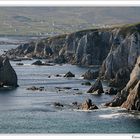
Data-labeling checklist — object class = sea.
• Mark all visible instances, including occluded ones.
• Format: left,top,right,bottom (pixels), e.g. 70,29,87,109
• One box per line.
0,36,139,133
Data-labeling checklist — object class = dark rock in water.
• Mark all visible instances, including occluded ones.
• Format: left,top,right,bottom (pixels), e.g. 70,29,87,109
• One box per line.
63,87,72,90
11,57,32,62
72,102,78,106
87,79,104,94
55,74,61,77
81,99,98,110
12,58,22,61
81,81,91,86
75,92,83,95
32,60,54,66
32,60,43,65
82,70,99,80
105,87,117,95
44,63,54,66
55,87,72,90
27,86,44,91
0,56,18,87
54,102,64,107
73,88,79,90
27,86,39,90
16,63,24,66
64,71,75,77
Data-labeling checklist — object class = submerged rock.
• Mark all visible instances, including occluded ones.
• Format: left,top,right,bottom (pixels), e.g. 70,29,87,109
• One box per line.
72,101,78,106
53,102,64,107
64,71,75,77
16,63,24,66
80,99,98,110
56,87,72,90
81,81,91,86
0,56,18,87
55,74,62,77
32,60,54,66
32,60,43,65
87,79,104,94
27,86,45,91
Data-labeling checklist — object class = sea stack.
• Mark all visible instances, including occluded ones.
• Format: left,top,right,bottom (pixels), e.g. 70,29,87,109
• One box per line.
0,56,18,87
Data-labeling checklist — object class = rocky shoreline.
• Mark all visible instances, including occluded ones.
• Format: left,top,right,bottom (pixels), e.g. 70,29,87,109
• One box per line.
3,23,140,111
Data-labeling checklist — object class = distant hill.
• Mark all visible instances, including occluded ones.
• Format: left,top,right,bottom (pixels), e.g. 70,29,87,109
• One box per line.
0,7,140,36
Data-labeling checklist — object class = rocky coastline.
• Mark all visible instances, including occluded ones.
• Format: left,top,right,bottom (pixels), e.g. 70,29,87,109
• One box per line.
4,23,140,111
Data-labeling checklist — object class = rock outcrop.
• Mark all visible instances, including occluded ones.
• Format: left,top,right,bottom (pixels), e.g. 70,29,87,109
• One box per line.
106,56,140,111
64,71,75,77
32,60,43,65
105,87,117,95
82,69,99,80
87,79,104,94
0,56,18,87
6,34,67,60
80,99,98,110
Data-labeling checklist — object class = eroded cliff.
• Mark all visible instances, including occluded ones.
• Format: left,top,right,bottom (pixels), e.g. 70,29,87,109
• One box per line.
5,23,140,109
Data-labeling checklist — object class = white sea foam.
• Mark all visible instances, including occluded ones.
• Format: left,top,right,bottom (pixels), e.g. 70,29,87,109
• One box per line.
73,109,98,112
99,113,125,119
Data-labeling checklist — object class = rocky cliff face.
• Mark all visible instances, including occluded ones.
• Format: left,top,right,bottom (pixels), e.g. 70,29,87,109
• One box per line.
6,29,113,66
6,24,140,68
6,34,67,60
5,23,140,98
0,56,18,87
61,29,112,66
100,25,140,88
107,56,140,111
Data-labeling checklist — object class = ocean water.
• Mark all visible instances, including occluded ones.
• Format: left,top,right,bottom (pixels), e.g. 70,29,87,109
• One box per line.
0,37,140,133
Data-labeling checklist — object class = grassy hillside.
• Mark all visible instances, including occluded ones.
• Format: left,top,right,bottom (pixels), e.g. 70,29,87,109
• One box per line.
0,7,140,36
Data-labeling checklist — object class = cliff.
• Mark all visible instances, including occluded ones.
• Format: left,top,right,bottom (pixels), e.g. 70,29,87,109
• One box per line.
5,23,140,108
100,24,140,88
107,56,140,111
6,23,140,84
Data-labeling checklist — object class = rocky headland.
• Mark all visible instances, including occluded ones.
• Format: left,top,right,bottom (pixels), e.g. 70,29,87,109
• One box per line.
5,23,140,111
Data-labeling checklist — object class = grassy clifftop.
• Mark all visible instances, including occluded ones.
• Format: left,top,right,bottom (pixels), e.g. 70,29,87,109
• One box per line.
0,7,140,36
